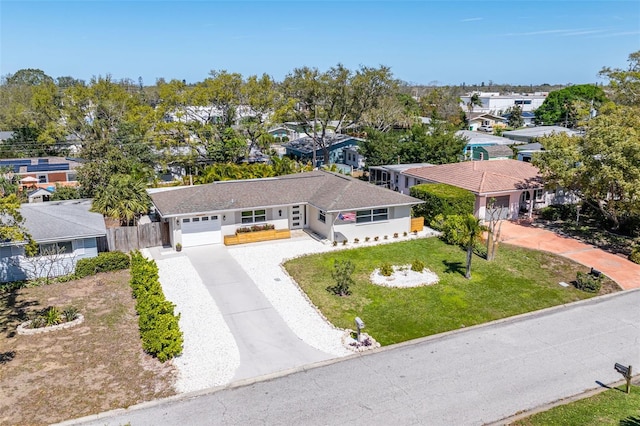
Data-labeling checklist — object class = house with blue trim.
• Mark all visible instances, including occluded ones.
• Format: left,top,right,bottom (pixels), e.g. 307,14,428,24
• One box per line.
282,134,364,167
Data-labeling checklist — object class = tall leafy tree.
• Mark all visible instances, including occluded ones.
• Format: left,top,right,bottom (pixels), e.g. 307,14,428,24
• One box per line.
507,105,524,128
420,87,466,127
533,103,640,233
239,73,280,152
599,50,640,106
0,194,35,254
0,68,65,156
280,64,397,164
534,84,607,127
64,75,159,196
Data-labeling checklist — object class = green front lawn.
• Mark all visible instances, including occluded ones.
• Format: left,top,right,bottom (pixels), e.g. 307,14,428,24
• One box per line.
513,385,640,425
284,238,608,345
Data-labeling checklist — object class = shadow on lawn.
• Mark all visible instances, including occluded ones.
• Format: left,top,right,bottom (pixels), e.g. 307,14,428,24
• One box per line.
442,260,465,276
0,351,15,364
0,288,38,338
620,416,640,426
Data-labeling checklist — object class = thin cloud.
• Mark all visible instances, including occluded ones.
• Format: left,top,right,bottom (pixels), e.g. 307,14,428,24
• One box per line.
561,29,607,36
592,30,640,38
460,17,482,22
503,29,576,36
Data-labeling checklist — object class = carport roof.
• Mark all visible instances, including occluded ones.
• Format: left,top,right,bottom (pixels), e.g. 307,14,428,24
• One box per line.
148,170,422,217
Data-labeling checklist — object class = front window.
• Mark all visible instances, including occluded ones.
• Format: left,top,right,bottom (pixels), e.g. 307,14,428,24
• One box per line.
318,211,326,223
356,208,388,223
38,174,47,183
37,241,73,255
241,209,267,224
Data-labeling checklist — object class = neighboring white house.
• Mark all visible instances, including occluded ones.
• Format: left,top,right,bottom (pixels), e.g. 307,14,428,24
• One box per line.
368,163,434,193
0,200,107,283
148,170,423,248
460,92,548,114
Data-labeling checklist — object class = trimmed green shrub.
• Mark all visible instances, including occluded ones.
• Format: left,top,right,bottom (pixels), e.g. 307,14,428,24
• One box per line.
130,251,183,362
379,262,394,277
629,247,640,264
75,251,130,278
411,259,425,272
575,271,602,293
431,214,468,245
327,259,355,296
539,204,577,221
411,183,475,225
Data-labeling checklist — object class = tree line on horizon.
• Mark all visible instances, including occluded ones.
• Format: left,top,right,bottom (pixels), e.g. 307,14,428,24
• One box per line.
0,51,638,234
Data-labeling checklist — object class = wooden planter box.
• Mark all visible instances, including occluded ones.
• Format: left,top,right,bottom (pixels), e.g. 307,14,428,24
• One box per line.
410,217,424,232
224,229,291,246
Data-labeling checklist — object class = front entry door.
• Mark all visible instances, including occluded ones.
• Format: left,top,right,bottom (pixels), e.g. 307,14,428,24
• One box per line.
289,205,305,229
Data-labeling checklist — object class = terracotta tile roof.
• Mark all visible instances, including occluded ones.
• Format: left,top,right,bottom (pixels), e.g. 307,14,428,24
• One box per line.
149,170,422,217
403,159,542,195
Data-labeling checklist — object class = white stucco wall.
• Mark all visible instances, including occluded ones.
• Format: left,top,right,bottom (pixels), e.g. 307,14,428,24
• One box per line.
0,237,99,283
331,206,412,242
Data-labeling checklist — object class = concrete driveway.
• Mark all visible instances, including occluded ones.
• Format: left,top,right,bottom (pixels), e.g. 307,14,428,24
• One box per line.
184,245,334,381
499,221,640,290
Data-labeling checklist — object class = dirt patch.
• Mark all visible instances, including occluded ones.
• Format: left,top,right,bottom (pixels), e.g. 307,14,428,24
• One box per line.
0,271,176,425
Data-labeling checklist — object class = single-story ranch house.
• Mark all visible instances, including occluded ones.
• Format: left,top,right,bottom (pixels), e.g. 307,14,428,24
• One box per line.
148,170,423,249
0,200,107,283
401,159,568,221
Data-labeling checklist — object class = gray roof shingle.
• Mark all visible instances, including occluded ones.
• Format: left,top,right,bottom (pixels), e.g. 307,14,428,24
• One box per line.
149,170,422,216
20,200,107,242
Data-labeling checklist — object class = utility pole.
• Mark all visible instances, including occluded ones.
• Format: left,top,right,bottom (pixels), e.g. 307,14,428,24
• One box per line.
312,104,317,169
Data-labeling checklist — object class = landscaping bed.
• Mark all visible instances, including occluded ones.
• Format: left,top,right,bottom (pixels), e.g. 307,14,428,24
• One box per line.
284,238,618,346
0,271,176,425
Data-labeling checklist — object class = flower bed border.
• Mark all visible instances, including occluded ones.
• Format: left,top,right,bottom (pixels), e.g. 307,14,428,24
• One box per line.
17,314,85,335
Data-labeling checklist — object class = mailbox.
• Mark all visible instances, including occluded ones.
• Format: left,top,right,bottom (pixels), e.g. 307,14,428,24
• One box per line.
355,317,365,330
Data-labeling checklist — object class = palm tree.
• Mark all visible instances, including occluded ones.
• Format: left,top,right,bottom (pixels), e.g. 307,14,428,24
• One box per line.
462,214,484,280
466,93,482,114
92,174,151,226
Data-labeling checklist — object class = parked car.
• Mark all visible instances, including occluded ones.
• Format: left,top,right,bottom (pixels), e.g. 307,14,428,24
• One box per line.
479,125,493,132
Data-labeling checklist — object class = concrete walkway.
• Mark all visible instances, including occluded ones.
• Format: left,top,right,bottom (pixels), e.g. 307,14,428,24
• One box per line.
499,221,640,290
183,245,334,381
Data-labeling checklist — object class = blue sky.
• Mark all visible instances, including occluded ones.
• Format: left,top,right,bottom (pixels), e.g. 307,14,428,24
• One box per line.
1,1,639,86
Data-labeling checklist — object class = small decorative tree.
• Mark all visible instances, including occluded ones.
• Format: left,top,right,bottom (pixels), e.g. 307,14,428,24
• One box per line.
327,259,355,296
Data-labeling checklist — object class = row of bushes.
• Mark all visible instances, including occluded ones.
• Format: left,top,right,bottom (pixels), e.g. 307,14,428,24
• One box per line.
75,251,130,278
130,251,183,362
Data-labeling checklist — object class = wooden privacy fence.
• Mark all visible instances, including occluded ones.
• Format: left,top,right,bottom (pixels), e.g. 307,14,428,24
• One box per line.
105,222,169,252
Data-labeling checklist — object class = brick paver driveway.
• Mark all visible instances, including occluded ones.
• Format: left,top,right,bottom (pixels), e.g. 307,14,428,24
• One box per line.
499,221,640,290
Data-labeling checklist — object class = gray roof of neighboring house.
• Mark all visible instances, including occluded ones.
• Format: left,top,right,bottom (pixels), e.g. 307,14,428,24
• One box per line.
149,170,422,217
282,134,363,154
456,130,516,146
515,142,544,152
20,199,107,243
481,145,514,157
369,163,433,173
502,126,580,139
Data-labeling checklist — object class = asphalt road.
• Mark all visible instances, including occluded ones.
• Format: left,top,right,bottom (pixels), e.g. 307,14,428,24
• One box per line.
61,290,640,426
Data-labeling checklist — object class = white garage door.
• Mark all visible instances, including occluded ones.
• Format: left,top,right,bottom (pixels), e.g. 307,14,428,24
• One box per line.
181,215,221,247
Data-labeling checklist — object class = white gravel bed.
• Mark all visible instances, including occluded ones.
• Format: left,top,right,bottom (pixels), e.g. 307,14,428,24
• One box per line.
142,251,240,393
370,265,439,288
226,229,438,357
228,239,351,357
